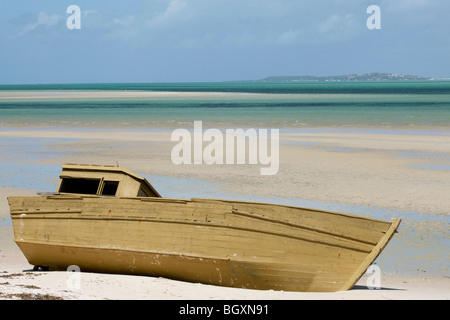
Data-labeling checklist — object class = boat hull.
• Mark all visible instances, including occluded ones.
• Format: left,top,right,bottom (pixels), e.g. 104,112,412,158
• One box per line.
8,195,401,292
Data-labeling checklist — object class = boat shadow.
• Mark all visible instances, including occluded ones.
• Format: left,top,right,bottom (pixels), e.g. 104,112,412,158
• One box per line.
351,285,405,291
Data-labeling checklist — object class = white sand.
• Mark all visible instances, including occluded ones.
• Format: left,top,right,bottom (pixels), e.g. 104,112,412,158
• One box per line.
0,90,301,103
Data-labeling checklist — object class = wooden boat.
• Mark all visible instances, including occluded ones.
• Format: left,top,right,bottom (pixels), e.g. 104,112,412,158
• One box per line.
8,163,401,292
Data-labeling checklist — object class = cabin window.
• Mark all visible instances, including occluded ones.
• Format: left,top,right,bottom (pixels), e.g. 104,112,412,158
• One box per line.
59,178,100,194
101,181,119,196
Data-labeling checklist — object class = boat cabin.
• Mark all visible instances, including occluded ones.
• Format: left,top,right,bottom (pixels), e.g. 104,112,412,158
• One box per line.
56,163,161,198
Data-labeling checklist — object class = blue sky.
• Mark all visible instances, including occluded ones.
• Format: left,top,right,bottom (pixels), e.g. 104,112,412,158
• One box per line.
1,0,449,83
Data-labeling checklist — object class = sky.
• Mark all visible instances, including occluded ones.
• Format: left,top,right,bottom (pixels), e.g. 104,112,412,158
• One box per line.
0,0,449,83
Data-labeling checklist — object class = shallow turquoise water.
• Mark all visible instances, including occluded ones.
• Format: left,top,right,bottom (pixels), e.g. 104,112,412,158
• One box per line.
1,81,449,128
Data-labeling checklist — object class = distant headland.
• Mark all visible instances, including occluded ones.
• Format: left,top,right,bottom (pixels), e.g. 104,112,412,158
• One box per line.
258,73,430,82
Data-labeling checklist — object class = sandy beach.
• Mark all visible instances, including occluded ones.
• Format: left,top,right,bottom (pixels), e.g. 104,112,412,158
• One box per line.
0,90,262,102
1,124,449,300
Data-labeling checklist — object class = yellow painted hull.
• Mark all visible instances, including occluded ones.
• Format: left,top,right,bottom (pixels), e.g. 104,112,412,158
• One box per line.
8,195,400,292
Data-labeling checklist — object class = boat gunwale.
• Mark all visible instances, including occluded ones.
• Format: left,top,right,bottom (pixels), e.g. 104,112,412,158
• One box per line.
191,197,394,226
20,194,394,225
11,193,397,226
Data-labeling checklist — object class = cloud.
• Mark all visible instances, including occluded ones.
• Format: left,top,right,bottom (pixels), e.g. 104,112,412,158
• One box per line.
106,15,141,45
84,10,99,18
98,1,366,48
316,13,359,42
384,0,429,11
13,11,63,38
276,30,301,45
147,0,191,28
114,15,135,27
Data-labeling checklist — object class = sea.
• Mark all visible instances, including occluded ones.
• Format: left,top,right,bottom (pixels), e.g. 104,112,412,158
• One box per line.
1,81,450,129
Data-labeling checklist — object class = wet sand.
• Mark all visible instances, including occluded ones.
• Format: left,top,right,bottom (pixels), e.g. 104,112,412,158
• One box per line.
1,127,448,214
